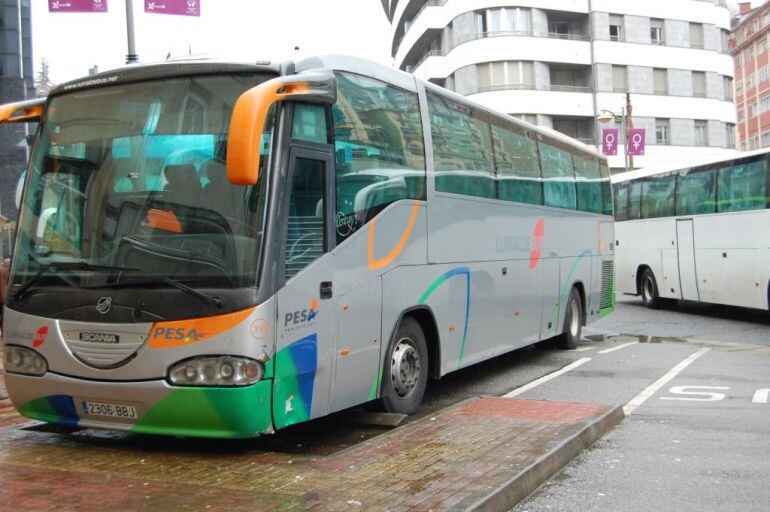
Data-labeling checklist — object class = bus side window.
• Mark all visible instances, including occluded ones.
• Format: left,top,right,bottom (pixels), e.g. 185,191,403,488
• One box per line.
614,183,629,221
492,123,542,205
332,73,426,245
717,160,768,212
629,181,642,220
574,154,602,214
641,175,675,219
676,169,716,215
428,93,496,200
539,142,577,210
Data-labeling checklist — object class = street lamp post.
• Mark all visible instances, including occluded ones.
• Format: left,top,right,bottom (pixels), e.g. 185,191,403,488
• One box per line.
597,93,634,173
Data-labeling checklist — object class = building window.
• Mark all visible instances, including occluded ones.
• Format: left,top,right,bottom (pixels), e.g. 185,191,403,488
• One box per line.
486,7,531,34
745,46,755,63
736,81,744,98
759,39,767,54
612,65,628,92
689,23,704,49
650,18,665,45
655,119,670,145
761,94,770,113
477,61,534,92
749,101,758,118
694,120,708,146
721,29,730,53
738,108,745,122
724,76,734,100
654,68,668,95
750,135,760,150
762,131,770,147
692,71,706,98
746,73,755,91
726,124,736,147
609,14,624,41
760,66,769,83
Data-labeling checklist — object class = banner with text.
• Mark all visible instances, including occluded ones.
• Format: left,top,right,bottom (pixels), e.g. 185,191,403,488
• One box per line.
145,1,200,16
627,128,646,156
49,0,107,13
602,128,618,156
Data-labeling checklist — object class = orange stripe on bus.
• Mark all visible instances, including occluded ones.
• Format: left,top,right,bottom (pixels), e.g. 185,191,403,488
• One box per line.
148,308,255,349
367,201,420,270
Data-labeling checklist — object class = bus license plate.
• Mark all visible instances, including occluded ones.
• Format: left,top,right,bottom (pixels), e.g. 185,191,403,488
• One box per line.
81,400,138,420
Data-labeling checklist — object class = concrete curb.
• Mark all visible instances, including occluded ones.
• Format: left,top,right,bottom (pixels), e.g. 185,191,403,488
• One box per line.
463,403,625,512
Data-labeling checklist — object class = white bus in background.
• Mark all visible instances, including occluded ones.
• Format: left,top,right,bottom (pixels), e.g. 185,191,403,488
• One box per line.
613,149,770,311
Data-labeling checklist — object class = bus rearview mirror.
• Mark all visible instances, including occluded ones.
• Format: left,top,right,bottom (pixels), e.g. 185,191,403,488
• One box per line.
0,97,45,125
226,70,337,185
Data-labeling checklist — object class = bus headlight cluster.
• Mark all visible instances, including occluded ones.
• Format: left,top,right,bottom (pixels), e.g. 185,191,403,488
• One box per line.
168,356,264,387
3,346,48,376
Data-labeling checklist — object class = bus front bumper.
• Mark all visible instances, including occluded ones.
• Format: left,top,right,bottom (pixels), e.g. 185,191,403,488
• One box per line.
5,372,274,439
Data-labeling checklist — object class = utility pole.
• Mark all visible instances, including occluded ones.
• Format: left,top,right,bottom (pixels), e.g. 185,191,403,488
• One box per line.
625,92,634,171
125,0,139,64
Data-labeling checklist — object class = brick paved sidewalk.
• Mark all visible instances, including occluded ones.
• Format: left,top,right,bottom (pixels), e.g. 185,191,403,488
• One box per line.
0,367,620,512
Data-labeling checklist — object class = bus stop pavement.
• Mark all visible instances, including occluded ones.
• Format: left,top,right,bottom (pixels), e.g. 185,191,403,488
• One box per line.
0,358,622,511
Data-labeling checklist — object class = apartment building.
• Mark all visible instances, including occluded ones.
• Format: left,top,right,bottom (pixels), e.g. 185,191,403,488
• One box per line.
731,1,770,151
380,0,737,172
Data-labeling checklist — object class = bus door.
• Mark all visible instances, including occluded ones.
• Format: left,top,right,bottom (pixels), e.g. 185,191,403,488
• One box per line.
676,219,699,301
273,146,337,429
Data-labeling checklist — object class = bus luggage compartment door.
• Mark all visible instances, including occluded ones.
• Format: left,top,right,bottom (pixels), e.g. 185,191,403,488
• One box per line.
676,219,699,301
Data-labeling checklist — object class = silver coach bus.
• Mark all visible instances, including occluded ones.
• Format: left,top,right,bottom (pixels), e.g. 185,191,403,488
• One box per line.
1,56,614,438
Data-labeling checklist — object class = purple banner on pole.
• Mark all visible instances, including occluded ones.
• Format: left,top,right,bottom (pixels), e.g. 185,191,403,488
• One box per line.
627,128,646,156
602,128,618,156
48,0,107,13
145,0,200,16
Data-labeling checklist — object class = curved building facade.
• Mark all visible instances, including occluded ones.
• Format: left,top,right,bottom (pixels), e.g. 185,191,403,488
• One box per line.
381,0,738,172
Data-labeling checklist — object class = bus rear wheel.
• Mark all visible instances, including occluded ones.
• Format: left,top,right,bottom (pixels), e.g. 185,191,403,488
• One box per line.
380,317,428,415
641,269,664,309
556,287,583,349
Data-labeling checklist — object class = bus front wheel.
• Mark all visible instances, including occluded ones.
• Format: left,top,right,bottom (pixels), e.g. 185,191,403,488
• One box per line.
641,269,664,309
380,317,428,415
556,287,583,349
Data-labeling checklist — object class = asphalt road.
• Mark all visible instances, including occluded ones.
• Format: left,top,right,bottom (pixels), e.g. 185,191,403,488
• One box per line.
595,295,770,346
508,298,770,512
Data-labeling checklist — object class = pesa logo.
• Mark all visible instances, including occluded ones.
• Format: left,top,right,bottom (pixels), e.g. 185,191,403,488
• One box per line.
284,299,319,327
79,332,120,344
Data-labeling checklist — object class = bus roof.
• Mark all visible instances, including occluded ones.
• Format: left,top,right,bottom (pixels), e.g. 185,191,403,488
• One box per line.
51,54,605,160
611,148,758,184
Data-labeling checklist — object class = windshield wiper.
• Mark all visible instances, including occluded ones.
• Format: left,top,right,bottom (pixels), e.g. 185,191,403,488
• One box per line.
12,261,140,302
91,277,225,308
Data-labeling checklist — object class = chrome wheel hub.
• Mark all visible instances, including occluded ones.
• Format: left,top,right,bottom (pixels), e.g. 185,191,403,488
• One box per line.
391,337,421,399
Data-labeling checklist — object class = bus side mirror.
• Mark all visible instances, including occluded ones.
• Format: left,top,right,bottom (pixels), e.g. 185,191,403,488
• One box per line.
226,71,336,185
0,97,45,124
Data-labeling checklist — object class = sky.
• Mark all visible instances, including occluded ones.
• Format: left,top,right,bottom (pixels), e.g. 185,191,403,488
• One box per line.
32,0,393,84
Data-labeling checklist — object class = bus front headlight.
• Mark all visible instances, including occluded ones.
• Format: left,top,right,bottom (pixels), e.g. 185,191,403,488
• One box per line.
167,356,264,387
3,346,48,376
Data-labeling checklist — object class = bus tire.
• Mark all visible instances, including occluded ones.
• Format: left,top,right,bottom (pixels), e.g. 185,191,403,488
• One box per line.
380,316,428,415
556,287,583,349
641,268,663,309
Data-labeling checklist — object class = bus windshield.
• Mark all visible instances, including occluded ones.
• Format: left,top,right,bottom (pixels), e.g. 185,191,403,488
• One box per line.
11,73,272,295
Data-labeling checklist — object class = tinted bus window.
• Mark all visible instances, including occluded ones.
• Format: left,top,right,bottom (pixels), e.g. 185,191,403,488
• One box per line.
427,92,496,199
717,159,768,212
492,124,542,205
641,176,676,218
599,160,613,216
574,154,603,214
614,183,629,221
629,181,642,220
292,104,328,144
333,73,426,243
539,142,577,210
676,169,716,215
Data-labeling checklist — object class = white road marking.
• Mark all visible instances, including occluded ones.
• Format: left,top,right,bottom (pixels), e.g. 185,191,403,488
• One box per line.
660,385,728,402
502,358,592,398
575,346,595,352
623,347,711,415
598,341,637,354
752,388,770,404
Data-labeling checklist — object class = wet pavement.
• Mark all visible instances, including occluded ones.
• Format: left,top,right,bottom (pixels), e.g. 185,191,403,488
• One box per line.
0,353,618,512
